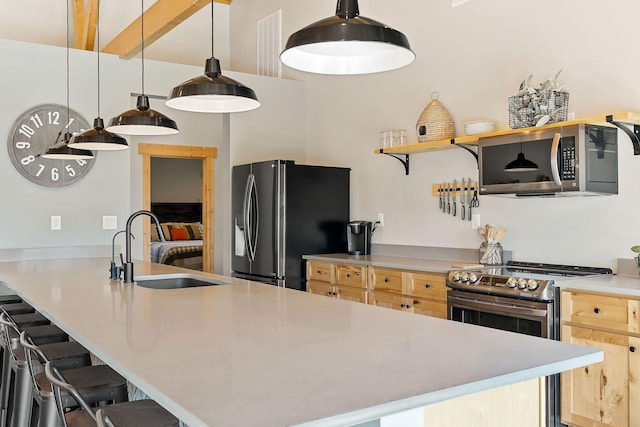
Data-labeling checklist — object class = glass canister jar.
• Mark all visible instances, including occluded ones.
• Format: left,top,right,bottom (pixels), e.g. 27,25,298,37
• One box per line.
479,242,503,265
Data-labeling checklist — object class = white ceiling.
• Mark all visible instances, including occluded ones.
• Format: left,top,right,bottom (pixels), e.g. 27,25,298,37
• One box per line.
0,1,230,67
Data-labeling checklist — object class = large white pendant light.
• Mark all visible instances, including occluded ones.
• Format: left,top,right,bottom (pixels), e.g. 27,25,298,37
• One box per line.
280,0,415,75
107,0,179,135
69,3,128,151
43,0,94,161
165,0,260,113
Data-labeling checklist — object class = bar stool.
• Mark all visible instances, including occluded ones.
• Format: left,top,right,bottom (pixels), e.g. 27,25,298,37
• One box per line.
20,333,131,427
0,312,88,427
45,361,179,427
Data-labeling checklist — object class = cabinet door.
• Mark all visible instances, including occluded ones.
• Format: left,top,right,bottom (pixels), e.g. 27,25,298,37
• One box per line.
408,272,447,301
369,291,407,312
306,262,334,283
336,285,367,304
306,281,336,298
369,268,404,294
409,297,447,319
561,324,633,427
336,264,367,288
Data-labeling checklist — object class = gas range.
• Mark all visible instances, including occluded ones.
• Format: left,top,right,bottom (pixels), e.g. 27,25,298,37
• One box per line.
446,261,613,302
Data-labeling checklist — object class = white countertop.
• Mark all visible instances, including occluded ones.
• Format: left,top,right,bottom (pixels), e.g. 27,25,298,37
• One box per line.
559,273,640,297
0,258,602,427
302,253,482,273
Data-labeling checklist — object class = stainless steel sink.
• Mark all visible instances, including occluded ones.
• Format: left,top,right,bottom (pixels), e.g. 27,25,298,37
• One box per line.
134,273,231,289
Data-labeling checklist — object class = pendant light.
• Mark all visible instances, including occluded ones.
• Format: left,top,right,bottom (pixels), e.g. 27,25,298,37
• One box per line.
43,0,94,160
504,143,539,172
280,0,415,75
165,0,260,113
106,0,178,135
69,3,128,151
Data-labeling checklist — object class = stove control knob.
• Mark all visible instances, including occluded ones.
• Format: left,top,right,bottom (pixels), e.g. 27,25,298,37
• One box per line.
460,272,469,283
527,280,539,291
468,273,478,284
452,272,462,282
517,278,527,289
507,277,518,288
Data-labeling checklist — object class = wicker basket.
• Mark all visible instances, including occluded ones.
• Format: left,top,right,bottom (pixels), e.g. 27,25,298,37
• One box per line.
416,92,455,143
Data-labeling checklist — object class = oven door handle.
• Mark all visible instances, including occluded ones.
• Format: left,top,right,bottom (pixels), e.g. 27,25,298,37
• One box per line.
448,295,549,317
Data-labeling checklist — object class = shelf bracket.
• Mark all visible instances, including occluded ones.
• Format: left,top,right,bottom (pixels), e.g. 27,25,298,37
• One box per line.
606,115,640,155
450,140,479,166
382,152,410,175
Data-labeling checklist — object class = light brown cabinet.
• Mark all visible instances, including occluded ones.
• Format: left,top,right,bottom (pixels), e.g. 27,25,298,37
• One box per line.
306,260,447,319
560,289,640,427
306,261,367,304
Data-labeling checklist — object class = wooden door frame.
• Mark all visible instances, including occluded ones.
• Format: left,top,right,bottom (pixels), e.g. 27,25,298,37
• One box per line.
139,143,217,273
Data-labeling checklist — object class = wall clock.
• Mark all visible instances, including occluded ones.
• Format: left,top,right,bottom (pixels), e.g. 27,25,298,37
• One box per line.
7,104,95,187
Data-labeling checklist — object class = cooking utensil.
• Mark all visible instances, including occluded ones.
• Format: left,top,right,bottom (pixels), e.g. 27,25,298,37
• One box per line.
438,184,443,210
494,227,506,242
452,179,457,217
442,182,447,213
460,178,466,220
447,183,451,214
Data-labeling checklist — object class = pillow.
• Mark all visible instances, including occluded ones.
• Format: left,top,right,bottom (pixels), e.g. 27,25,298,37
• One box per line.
169,228,189,241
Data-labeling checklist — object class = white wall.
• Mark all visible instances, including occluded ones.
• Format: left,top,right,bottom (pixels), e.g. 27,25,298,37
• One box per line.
0,39,307,276
229,0,640,270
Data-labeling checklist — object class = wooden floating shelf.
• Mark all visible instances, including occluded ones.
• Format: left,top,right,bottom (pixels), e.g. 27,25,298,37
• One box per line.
374,112,640,156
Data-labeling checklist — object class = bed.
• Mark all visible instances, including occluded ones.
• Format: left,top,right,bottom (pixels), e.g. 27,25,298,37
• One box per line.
149,202,204,271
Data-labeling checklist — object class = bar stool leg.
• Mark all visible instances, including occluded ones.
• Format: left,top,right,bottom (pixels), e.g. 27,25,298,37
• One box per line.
9,360,33,427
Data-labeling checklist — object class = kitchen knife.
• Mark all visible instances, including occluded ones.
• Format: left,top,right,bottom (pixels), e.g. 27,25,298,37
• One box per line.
452,179,457,217
461,178,466,220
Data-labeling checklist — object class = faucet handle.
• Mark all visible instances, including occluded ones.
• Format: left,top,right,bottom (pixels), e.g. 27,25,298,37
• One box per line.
109,262,122,280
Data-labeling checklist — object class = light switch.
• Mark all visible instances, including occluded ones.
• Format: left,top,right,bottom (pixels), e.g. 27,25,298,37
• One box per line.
103,216,118,230
51,216,61,230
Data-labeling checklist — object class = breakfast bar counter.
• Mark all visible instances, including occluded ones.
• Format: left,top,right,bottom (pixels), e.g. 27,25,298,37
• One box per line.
0,258,601,427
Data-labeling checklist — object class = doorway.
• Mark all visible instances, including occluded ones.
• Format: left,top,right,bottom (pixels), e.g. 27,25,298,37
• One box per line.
139,143,217,273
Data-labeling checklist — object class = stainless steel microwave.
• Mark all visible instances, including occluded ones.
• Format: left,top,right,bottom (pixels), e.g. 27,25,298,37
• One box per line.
478,124,618,196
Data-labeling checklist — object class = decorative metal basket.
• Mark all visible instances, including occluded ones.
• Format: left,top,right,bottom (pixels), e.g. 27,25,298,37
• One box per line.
508,90,569,129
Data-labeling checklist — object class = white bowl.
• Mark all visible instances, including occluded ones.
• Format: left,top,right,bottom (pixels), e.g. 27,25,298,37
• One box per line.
464,120,495,135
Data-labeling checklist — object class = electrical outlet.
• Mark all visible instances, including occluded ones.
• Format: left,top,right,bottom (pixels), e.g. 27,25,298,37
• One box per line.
103,216,118,230
471,213,481,229
377,213,384,227
51,216,61,230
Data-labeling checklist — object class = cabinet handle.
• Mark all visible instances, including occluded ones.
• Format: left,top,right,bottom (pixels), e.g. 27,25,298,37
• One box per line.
317,270,322,275
594,307,601,314
346,273,351,278
424,283,431,289
631,346,636,353
400,304,405,308
384,277,390,283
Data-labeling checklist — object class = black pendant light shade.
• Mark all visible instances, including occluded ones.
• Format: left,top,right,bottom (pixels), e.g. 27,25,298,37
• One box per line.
504,152,540,172
43,133,95,160
70,117,129,150
108,0,179,134
280,0,415,75
166,57,260,113
107,95,179,135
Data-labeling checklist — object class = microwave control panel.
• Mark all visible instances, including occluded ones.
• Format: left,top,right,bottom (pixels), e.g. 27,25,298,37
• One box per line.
561,137,576,180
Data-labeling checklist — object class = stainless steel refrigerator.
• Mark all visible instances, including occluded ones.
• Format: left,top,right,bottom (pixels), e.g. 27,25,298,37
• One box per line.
232,160,350,291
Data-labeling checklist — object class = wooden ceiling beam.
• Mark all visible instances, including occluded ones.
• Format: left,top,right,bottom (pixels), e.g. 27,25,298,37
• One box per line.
101,0,232,59
72,0,99,51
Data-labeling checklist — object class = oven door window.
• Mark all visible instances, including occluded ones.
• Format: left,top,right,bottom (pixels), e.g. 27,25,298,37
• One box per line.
450,301,550,338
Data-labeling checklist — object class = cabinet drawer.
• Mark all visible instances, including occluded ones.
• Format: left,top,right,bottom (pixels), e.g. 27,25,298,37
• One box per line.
306,262,334,283
306,281,335,297
368,291,406,311
409,272,447,301
369,268,403,294
336,265,366,288
410,297,447,319
336,285,367,304
562,291,639,333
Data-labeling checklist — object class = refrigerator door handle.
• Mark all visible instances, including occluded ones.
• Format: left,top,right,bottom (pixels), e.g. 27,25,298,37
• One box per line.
244,174,258,262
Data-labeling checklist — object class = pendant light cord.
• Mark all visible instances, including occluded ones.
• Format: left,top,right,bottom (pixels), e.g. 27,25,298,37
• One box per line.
66,0,70,133
96,3,101,118
141,0,145,95
211,0,215,58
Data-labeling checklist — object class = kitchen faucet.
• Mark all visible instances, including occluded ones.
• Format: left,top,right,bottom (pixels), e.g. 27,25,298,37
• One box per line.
123,210,165,283
110,230,135,280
